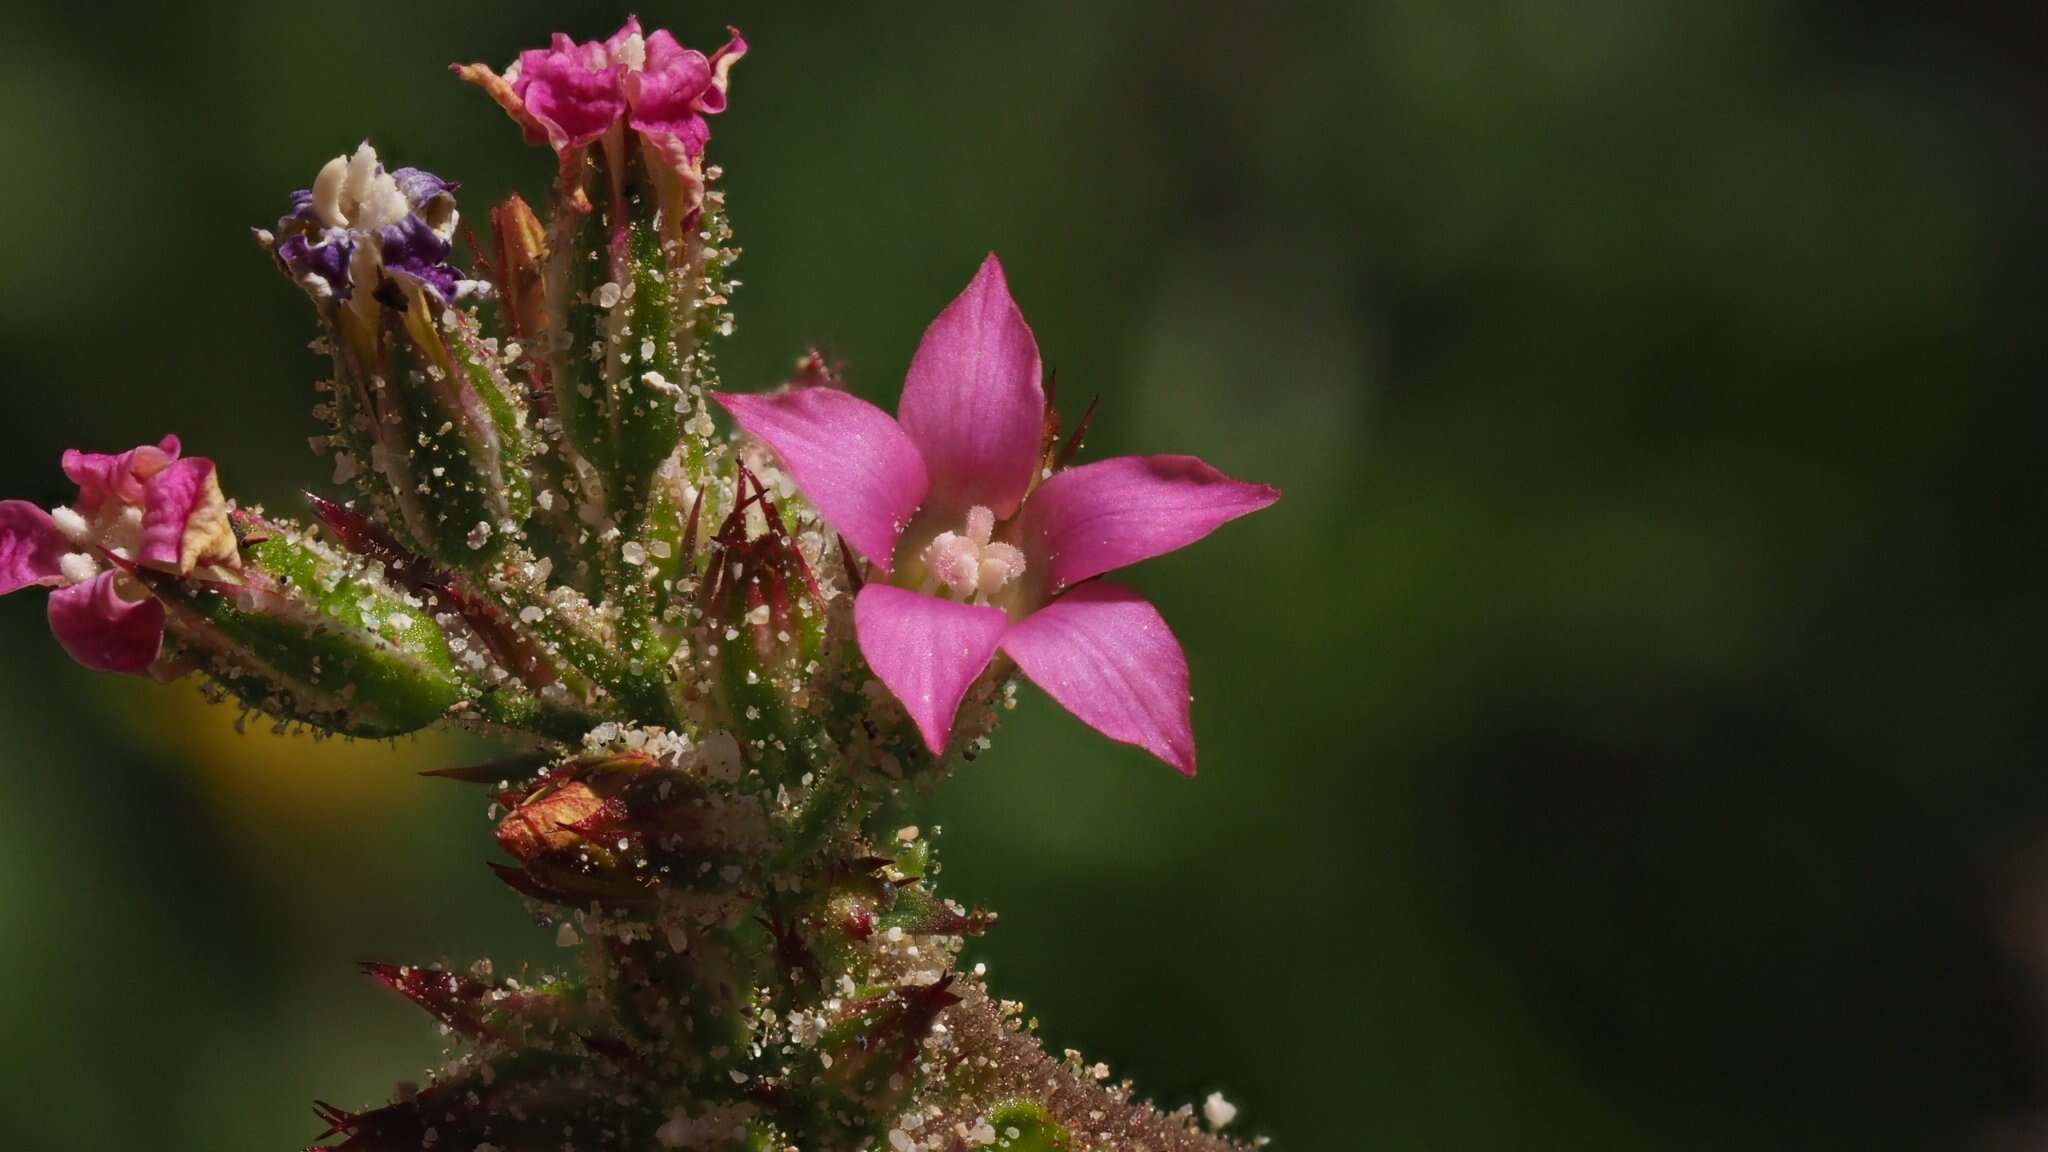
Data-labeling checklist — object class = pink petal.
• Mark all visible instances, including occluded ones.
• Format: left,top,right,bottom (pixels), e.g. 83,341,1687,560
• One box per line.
623,43,716,155
634,29,745,121
700,29,748,114
47,571,164,676
716,388,928,573
999,582,1196,775
139,457,238,575
1021,454,1280,593
0,500,69,595
61,435,180,515
512,35,626,151
896,254,1045,519
854,584,1008,755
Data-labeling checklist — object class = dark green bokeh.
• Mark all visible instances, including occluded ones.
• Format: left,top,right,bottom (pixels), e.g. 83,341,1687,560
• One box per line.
2,2,2042,1148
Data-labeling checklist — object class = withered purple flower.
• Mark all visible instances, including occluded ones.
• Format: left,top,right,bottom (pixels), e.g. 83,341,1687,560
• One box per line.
261,142,467,309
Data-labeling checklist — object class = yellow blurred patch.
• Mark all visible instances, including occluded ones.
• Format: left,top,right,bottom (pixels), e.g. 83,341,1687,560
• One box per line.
118,680,481,816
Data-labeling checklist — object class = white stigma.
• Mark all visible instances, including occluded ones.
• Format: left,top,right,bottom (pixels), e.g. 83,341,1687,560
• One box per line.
313,142,407,232
920,505,1025,604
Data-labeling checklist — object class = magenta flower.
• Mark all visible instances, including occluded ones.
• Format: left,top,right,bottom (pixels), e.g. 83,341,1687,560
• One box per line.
717,256,1278,773
0,436,239,675
457,18,745,196
608,18,746,162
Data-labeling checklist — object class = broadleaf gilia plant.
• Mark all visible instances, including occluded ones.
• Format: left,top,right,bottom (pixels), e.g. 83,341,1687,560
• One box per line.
0,18,1278,1151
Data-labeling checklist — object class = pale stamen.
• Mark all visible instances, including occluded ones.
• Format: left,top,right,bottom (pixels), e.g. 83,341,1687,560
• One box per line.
52,502,142,558
919,504,1025,605
57,552,100,587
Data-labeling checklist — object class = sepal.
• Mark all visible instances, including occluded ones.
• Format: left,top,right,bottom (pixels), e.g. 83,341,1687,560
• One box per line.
141,514,467,738
320,276,533,569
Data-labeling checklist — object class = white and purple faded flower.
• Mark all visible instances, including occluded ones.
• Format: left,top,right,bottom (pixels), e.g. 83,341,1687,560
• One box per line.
261,142,468,310
717,256,1278,774
0,437,239,674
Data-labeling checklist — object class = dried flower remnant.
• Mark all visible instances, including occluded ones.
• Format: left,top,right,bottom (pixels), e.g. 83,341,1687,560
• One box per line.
261,142,473,319
12,17,1269,1152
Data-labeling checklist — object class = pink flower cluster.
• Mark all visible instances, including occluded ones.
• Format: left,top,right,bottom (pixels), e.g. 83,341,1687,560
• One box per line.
0,437,238,674
719,257,1278,774
458,17,744,183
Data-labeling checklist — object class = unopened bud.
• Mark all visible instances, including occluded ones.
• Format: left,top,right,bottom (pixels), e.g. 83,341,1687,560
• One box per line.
490,194,549,350
491,748,772,907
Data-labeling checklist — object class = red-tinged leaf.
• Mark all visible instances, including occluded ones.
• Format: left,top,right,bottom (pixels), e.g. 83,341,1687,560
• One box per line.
488,860,571,903
303,492,435,586
678,484,705,581
360,961,495,1038
420,751,553,784
1039,367,1063,466
840,536,866,593
309,1100,357,1142
1051,391,1100,473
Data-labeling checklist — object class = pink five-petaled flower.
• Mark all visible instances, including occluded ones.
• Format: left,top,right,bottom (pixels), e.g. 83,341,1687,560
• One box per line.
456,17,745,210
0,436,239,675
716,256,1278,774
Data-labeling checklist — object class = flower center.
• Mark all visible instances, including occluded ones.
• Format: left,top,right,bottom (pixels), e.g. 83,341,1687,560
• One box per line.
49,504,139,586
918,505,1025,606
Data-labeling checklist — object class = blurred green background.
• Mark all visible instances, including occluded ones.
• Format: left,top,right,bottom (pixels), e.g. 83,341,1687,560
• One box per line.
2,1,2043,1148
